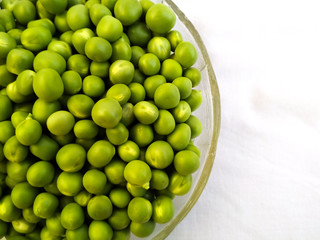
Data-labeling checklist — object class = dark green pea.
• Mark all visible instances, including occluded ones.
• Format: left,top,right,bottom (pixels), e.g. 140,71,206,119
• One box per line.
172,76,193,99
128,82,146,104
132,69,146,84
147,36,171,61
106,84,131,105
51,132,75,146
121,102,135,127
0,64,16,88
150,169,169,190
127,22,152,47
168,171,192,196
133,101,159,125
111,38,132,62
171,100,191,123
117,140,140,162
75,138,96,151
185,89,202,111
131,46,146,67
184,67,202,87
166,30,183,51
0,120,14,144
153,109,175,135
143,75,166,99
130,123,154,147
167,123,191,151
160,59,183,81
186,115,203,138
13,102,33,114
3,136,28,163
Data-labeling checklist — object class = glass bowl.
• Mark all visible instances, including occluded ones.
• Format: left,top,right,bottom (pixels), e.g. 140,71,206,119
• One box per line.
131,0,221,239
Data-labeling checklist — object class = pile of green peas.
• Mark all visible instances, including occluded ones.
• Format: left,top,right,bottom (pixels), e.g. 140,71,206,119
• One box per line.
0,0,204,239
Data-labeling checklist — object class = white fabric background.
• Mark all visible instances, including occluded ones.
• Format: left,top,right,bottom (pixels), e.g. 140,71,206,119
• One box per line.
169,0,320,239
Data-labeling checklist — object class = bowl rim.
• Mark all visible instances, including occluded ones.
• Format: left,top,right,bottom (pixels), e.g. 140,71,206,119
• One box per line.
152,0,221,239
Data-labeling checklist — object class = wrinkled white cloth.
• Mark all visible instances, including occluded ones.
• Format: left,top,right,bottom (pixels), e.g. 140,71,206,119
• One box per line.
169,0,320,239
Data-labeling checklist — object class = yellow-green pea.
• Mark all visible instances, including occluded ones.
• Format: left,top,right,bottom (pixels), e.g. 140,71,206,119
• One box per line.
145,140,174,169
39,0,67,15
124,160,152,189
154,83,180,109
67,54,90,77
74,190,92,207
133,101,159,125
175,41,198,68
109,187,131,208
89,3,112,26
57,171,83,197
130,220,155,238
0,195,21,222
185,89,203,111
46,213,65,237
66,4,91,31
104,159,126,185
15,70,35,96
27,18,56,35
97,15,123,42
106,122,129,145
127,21,152,47
171,100,192,123
138,53,161,76
0,94,13,121
26,161,55,187
74,120,99,140
60,30,74,46
131,46,146,67
114,0,142,26
3,136,28,163
90,61,110,78
89,221,113,240
128,197,152,223
87,195,113,221
111,38,132,62
166,30,183,51
6,48,34,75
85,37,112,62
66,224,89,240
160,58,183,81
21,27,52,52
22,208,41,224
87,140,115,168
108,208,130,231
152,195,174,224
186,115,203,138
0,120,14,144
67,94,95,119
33,50,66,74
0,32,16,59
153,109,175,135
143,75,166,99
29,135,59,161
36,0,55,20
168,171,193,196
32,99,61,125
72,28,95,55
132,69,146,84
126,182,147,197
6,82,33,104
13,0,36,26
174,150,200,175
0,9,16,31
11,182,39,210
83,75,106,98
47,40,72,60
109,60,135,85
167,123,191,151
120,102,135,127
16,114,42,146
150,169,169,190
172,76,193,99
60,202,85,230
61,71,82,95
147,36,171,61
54,12,71,33
128,82,146,104
184,67,202,87
130,123,154,147
146,3,176,34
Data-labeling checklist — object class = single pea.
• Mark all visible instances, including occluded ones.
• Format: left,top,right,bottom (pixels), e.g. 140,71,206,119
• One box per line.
67,94,95,119
0,120,14,144
57,171,83,197
106,83,131,105
21,27,52,52
74,120,99,140
36,0,55,20
185,89,202,112
48,40,72,60
128,82,146,104
32,99,61,126
121,102,135,127
46,213,65,237
3,136,28,163
154,83,180,109
15,70,35,97
61,202,84,230
130,220,155,238
0,32,16,59
130,123,154,147
111,38,132,62
133,101,159,125
67,4,90,31
138,53,161,76
124,160,152,189
83,169,107,195
6,48,34,75
33,192,59,219
109,188,131,209
186,115,203,138
126,182,147,197
172,76,193,99
82,75,106,97
29,135,59,161
118,140,140,162
153,109,175,135
6,158,33,183
16,115,42,146
183,67,202,87
108,208,130,231
147,37,171,61
175,41,198,68
54,12,71,33
33,50,66,74
47,110,75,136
131,46,146,67
61,71,82,95
114,0,142,26
11,182,39,209
66,224,89,240
0,94,13,121
89,221,113,240
39,0,67,15
152,195,174,224
27,19,55,38
0,64,16,88
132,69,146,84
0,195,21,222
171,100,191,123
22,208,41,224
166,30,183,51
71,28,95,55
0,9,16,31
168,171,193,196
174,150,200,176
97,15,123,42
74,190,92,207
60,30,74,46
146,3,176,34
26,161,55,187
167,123,191,151
87,140,115,168
87,195,113,220
89,3,112,26
127,21,152,47
6,82,32,104
56,144,86,172
13,0,36,25
106,122,129,145
91,98,123,129
145,140,174,169
67,53,90,77
161,58,183,81
150,170,169,190
90,61,110,78
85,37,112,62
128,197,152,223
104,159,126,185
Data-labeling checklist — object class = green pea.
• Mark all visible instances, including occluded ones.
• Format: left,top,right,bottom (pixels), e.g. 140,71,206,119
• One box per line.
172,76,193,99
47,40,72,60
6,158,33,183
43,173,61,196
89,3,112,26
128,82,146,104
132,69,146,84
104,159,126,185
15,70,35,96
47,110,75,136
13,0,36,26
131,46,146,67
29,135,59,161
133,101,159,125
83,169,107,195
108,208,130,231
72,28,95,55
166,30,183,51
46,213,65,237
85,37,112,63
138,53,161,76
109,60,135,85
101,0,117,11
60,30,74,46
66,224,89,240
0,120,14,144
39,0,67,15
89,221,113,240
0,195,21,222
144,75,166,99
74,190,92,207
0,32,16,59
0,64,16,88
171,100,191,123
186,115,203,138
33,192,59,219
74,120,99,140
33,50,66,74
130,220,155,238
61,71,82,95
126,182,147,197
124,160,152,189
146,3,176,34
6,48,34,75
153,109,175,135
87,195,113,220
87,140,115,168
109,188,131,209
0,94,13,121
21,27,52,52
67,0,85,8
97,15,123,42
67,4,90,31
147,36,171,61
111,38,132,62
51,131,75,147
168,171,192,196
57,171,83,197
161,58,183,81
117,140,139,162
106,84,131,105
85,0,100,8
150,169,169,190
130,123,154,147
11,182,39,210
0,9,16,31
54,12,71,33
56,144,86,172
175,41,198,68
185,141,201,157
152,195,174,224
16,114,42,146
106,122,129,145
67,54,90,77
3,136,28,163
120,102,135,127
6,82,32,104
82,75,106,98
22,208,41,224
90,61,110,78
174,150,200,176
60,202,85,230
26,161,55,187
145,140,174,169
154,83,180,109
67,94,95,119
184,67,202,87
32,99,61,125
91,98,122,129
114,0,142,26
128,197,152,223
185,89,203,111
167,123,191,151
127,21,152,47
